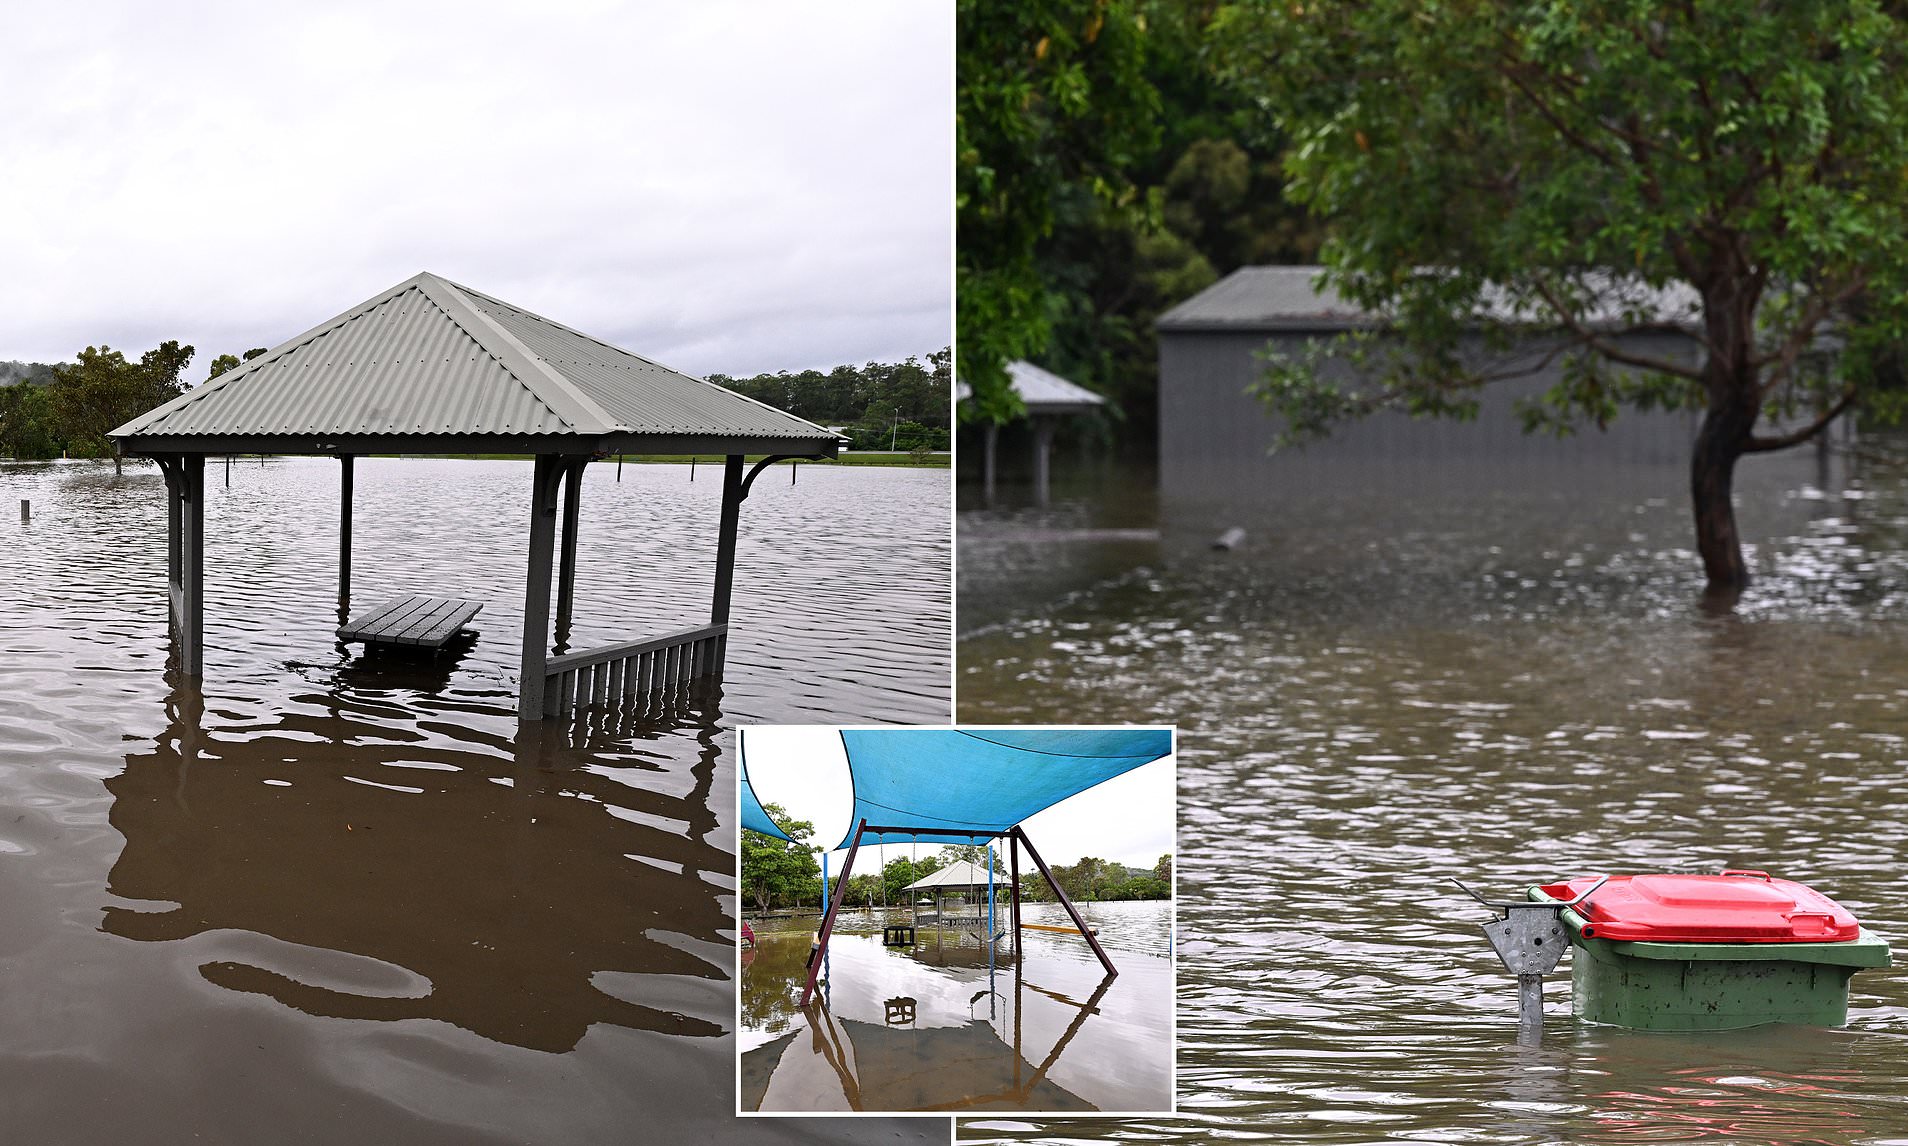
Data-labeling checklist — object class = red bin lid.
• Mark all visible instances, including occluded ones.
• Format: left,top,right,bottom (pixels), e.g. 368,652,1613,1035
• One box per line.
1538,871,1860,943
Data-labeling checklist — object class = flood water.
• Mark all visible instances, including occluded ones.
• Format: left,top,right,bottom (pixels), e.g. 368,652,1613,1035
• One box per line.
0,456,947,1144
957,446,1908,1143
741,901,1172,1115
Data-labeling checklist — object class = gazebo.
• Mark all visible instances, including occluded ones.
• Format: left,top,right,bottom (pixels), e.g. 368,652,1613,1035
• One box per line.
962,360,1105,506
108,271,842,720
903,859,1016,931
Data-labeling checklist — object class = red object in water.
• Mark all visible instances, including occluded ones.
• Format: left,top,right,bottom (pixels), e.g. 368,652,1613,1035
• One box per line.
1538,870,1861,943
741,921,756,948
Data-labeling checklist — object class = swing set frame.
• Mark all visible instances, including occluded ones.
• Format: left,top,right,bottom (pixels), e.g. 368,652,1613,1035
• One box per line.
800,818,1116,1007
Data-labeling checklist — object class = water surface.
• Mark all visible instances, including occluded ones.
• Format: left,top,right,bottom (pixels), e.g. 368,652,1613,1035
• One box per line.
958,447,1908,1144
0,456,947,1143
743,902,1173,1115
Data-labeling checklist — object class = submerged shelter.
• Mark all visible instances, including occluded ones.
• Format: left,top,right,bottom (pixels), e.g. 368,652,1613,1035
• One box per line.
741,727,1173,1005
904,859,1016,929
1155,266,1704,499
962,360,1105,506
109,271,843,720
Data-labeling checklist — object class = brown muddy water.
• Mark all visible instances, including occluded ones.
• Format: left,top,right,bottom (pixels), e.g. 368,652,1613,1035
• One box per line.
741,901,1172,1115
958,448,1908,1143
0,456,947,1144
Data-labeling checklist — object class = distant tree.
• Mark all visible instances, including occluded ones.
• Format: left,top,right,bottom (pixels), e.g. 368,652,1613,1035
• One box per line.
881,854,944,904
740,803,821,914
208,354,241,380
48,342,194,474
1153,853,1172,886
0,381,62,459
1216,0,1908,596
937,843,1007,875
843,873,883,909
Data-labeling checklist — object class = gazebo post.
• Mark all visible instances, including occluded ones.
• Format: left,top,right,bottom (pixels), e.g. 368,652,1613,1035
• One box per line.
800,817,867,1007
711,454,744,625
554,457,587,652
338,454,354,619
982,422,998,506
519,454,562,720
1031,418,1055,507
1013,826,1116,978
162,453,207,677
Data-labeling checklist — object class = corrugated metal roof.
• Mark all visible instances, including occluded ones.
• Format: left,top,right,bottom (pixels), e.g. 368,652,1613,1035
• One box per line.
955,359,1106,415
1159,265,1703,333
904,859,1017,891
111,272,837,444
1157,266,1365,331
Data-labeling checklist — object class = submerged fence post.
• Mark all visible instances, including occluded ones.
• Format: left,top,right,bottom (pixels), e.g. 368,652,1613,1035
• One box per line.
18,499,27,522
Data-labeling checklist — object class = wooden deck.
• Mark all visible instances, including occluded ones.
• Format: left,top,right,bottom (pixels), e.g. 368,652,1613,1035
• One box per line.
337,594,481,650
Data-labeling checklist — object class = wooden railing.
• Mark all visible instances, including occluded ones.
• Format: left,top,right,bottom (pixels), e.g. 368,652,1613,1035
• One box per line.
542,622,726,718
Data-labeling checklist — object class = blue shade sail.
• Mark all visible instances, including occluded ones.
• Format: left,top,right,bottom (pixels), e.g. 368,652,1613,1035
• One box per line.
740,738,794,843
835,728,1172,850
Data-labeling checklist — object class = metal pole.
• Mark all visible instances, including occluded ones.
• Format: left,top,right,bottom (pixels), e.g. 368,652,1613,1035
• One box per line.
690,456,696,481
179,454,205,677
1013,826,1116,977
1032,418,1055,508
1518,974,1544,1045
1010,833,1022,960
518,455,560,720
554,458,584,652
987,843,995,944
801,818,866,1007
710,455,744,625
224,453,230,488
616,454,623,482
338,455,354,619
18,499,26,522
983,423,998,506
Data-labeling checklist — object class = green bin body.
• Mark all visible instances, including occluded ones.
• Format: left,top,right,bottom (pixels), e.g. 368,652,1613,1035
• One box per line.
1527,885,1891,1031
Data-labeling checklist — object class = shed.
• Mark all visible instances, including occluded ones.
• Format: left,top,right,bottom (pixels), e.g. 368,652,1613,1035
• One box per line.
1155,266,1704,500
109,271,843,720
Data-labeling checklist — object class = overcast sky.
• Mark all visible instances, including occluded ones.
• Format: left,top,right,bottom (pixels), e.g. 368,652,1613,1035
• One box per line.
742,727,1176,874
1,1,950,381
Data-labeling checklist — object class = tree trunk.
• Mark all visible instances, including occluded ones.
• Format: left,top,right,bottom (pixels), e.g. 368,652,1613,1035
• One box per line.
1690,395,1758,596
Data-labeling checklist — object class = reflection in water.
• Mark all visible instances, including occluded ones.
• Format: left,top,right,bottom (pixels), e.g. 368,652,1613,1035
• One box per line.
957,448,1908,1143
742,930,1152,1113
104,684,729,1052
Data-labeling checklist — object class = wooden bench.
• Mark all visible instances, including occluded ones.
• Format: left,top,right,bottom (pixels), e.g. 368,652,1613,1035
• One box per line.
338,594,482,651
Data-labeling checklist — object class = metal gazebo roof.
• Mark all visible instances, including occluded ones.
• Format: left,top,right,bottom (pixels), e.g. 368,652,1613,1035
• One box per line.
903,859,1017,892
110,271,841,457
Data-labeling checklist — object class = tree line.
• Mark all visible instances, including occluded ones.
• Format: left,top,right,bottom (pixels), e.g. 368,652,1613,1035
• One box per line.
708,347,951,452
742,807,1171,913
2,344,950,465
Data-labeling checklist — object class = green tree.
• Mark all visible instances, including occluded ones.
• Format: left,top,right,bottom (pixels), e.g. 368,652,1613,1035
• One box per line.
0,381,62,460
1216,0,1908,595
1153,853,1172,885
739,804,821,914
880,854,944,904
957,0,1161,423
47,342,195,474
937,843,1007,875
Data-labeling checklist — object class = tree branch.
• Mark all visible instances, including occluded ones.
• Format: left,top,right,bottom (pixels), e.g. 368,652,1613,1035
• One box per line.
1527,279,1706,380
1744,387,1857,453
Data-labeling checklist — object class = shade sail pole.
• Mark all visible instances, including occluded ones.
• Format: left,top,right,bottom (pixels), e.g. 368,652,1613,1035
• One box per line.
554,457,586,654
1010,833,1022,962
338,454,354,620
1013,826,1116,978
801,817,866,1007
519,454,562,720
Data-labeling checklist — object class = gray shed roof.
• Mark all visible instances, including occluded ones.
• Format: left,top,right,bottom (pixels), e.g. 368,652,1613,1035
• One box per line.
955,359,1106,416
110,272,840,456
1156,266,1365,332
1158,265,1702,334
904,859,1017,892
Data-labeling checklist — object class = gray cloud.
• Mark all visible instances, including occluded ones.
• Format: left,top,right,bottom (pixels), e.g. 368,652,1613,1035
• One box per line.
0,1,951,380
